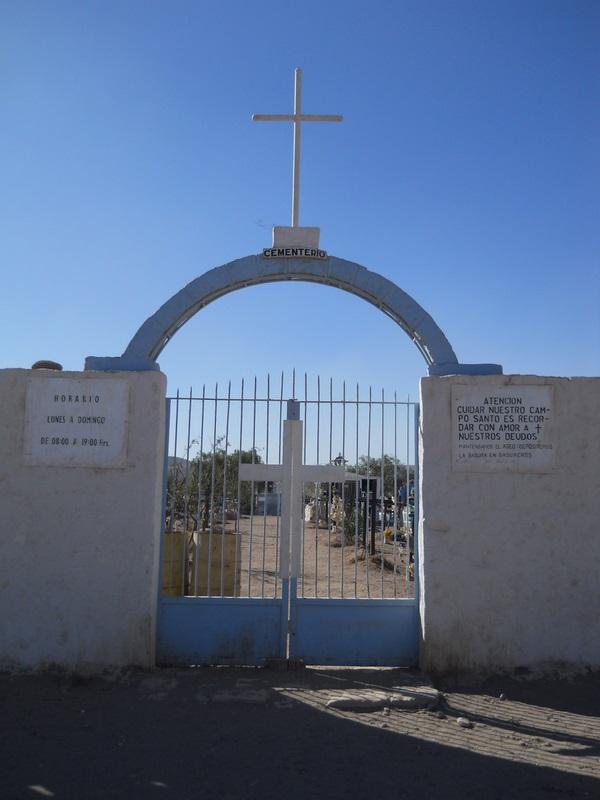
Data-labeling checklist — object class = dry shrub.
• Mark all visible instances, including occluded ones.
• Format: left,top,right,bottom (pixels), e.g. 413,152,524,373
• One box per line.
347,548,366,564
369,553,396,571
346,550,396,571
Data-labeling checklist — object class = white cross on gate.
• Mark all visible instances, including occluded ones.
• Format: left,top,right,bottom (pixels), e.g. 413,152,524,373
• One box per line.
239,401,346,579
252,67,343,228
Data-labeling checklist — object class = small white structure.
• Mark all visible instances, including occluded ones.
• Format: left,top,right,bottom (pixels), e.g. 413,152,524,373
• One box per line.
0,368,166,670
418,375,600,673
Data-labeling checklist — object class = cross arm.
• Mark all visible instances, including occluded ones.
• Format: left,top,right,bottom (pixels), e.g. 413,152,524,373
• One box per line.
298,114,343,122
299,465,347,483
252,114,295,121
252,114,343,122
238,464,283,482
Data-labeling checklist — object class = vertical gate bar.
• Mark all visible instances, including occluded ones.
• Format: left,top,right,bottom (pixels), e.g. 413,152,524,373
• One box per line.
168,389,180,594
248,376,258,597
280,574,290,659
365,386,372,598
406,395,411,586
275,371,284,597
278,420,293,634
314,375,320,598
288,575,298,658
393,391,398,598
207,383,219,597
261,374,271,599
181,387,193,535
219,382,232,598
341,380,346,599
413,403,421,604
354,383,359,599
380,387,385,599
158,398,172,605
193,385,206,597
301,372,308,598
288,411,304,658
234,379,244,597
327,377,333,598
180,387,193,596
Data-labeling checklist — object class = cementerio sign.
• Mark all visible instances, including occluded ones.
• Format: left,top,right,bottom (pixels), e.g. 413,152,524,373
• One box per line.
262,247,327,259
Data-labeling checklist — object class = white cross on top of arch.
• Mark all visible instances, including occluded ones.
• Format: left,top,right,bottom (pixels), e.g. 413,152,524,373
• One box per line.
252,68,343,228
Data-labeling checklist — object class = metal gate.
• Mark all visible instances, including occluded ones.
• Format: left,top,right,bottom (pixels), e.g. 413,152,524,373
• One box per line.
156,373,419,666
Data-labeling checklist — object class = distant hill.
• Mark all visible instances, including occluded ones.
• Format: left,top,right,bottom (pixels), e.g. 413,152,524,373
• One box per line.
168,456,189,473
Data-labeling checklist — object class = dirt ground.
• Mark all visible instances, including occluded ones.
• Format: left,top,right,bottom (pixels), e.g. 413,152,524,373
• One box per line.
2,666,599,800
173,514,414,599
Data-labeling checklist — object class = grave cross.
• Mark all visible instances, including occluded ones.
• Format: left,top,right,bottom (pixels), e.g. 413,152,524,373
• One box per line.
252,67,343,228
239,400,346,579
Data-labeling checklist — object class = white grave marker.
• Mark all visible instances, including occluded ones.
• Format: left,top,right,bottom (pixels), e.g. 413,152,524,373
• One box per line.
452,385,554,472
23,377,129,467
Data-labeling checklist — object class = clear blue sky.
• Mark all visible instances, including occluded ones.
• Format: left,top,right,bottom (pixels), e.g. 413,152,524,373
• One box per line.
2,0,599,400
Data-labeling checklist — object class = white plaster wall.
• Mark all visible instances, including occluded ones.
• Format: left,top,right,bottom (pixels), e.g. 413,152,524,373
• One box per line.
419,375,600,674
0,369,166,671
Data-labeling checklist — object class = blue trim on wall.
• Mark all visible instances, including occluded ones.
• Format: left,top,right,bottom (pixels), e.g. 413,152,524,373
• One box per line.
85,356,160,371
428,362,503,376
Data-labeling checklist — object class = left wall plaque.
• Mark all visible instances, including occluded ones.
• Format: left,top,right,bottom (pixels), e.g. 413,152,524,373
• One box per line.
23,377,129,467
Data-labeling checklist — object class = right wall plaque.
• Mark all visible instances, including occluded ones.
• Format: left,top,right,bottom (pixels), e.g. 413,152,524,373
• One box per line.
452,385,555,472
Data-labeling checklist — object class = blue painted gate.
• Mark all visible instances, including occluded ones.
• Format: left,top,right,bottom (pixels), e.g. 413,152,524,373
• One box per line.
156,375,419,666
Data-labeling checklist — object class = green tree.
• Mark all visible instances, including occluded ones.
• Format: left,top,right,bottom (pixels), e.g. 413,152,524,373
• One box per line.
166,438,263,530
346,454,414,497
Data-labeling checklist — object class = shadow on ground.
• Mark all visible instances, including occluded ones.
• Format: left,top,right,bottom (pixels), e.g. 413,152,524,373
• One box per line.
2,667,599,800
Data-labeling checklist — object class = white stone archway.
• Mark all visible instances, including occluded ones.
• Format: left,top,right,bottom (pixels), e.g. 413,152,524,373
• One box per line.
85,254,501,375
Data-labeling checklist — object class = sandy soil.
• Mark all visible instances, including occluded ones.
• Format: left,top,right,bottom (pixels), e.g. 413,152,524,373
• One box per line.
185,514,414,599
